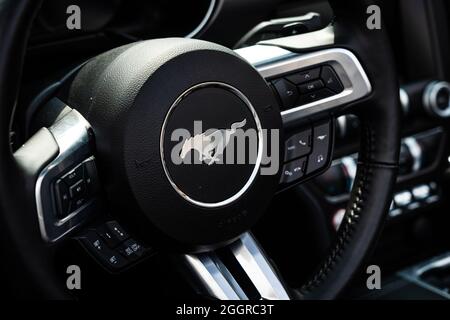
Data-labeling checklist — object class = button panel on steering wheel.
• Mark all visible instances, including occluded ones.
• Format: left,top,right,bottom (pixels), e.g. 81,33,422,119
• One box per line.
279,119,334,187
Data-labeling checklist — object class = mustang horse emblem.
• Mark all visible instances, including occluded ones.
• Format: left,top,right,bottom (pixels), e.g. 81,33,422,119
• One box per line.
179,119,247,165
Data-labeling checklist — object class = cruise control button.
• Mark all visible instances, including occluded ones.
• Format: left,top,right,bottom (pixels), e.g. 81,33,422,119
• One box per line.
272,78,299,109
105,221,129,243
298,88,335,105
298,80,324,94
280,158,306,184
306,121,332,174
286,67,321,84
284,129,312,161
321,66,344,93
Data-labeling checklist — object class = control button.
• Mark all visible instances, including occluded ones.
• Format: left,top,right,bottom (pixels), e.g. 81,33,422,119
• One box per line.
284,129,312,161
62,165,84,187
321,66,344,93
306,121,332,174
105,221,129,243
286,67,321,84
71,195,89,211
298,80,324,94
280,158,306,184
81,231,127,270
412,184,431,200
83,160,100,195
55,179,71,217
97,221,129,248
298,88,335,105
118,239,146,261
272,78,299,109
394,191,412,207
69,179,86,199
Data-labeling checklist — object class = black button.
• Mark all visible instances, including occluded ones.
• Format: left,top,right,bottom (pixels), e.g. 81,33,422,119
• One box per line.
55,179,71,218
69,179,86,199
97,221,129,248
298,88,335,105
63,165,84,187
83,160,100,195
321,66,344,93
105,221,129,243
298,80,324,94
272,78,299,109
286,67,321,84
71,196,89,211
118,239,146,261
284,129,312,161
81,231,128,270
280,158,306,184
307,121,332,174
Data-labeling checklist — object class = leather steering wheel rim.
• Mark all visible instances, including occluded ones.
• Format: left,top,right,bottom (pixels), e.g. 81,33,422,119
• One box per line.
0,0,400,299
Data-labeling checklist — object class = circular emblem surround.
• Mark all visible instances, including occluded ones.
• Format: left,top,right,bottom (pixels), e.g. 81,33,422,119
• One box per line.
160,82,263,208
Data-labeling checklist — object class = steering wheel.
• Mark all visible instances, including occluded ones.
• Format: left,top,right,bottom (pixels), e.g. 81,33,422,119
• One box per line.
0,0,400,299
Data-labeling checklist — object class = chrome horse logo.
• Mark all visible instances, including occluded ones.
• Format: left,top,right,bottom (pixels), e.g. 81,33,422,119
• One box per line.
179,119,247,165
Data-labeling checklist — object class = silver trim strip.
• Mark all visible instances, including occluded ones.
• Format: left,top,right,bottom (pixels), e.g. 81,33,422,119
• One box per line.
160,82,264,208
398,252,450,299
185,0,217,39
183,233,290,300
184,254,247,300
403,137,423,172
237,47,372,123
230,233,290,300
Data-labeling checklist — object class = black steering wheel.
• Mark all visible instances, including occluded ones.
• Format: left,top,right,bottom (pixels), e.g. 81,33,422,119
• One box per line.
0,0,400,299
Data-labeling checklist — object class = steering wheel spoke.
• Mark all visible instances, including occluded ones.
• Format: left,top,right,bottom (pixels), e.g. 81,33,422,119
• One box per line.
182,233,290,300
14,100,101,242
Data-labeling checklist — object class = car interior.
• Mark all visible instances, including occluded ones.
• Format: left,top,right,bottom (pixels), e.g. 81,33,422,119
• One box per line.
1,0,450,301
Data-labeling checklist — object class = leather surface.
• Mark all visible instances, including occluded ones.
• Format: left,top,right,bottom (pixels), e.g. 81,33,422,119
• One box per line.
295,0,401,299
0,0,70,298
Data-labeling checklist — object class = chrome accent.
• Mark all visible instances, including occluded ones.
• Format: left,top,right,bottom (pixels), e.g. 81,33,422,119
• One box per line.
160,82,263,208
183,233,290,300
35,109,95,242
423,81,450,118
235,12,320,49
398,252,450,299
259,25,335,50
184,254,247,300
237,47,372,124
399,88,410,115
336,115,347,138
403,137,423,172
185,0,216,38
230,233,290,300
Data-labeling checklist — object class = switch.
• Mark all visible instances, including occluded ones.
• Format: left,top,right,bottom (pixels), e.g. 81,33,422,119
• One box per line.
321,65,344,93
80,231,128,270
298,80,324,94
286,67,321,84
54,179,71,218
298,88,335,105
69,179,86,199
118,239,146,261
272,78,299,109
307,121,332,174
284,128,312,161
280,158,306,184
